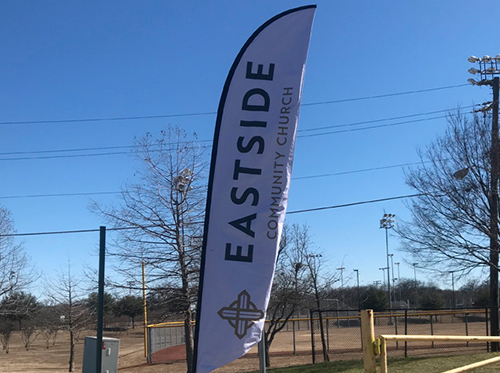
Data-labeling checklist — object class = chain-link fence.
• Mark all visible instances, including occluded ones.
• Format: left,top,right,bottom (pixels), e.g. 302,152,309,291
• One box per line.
146,322,186,363
311,308,492,363
145,308,494,365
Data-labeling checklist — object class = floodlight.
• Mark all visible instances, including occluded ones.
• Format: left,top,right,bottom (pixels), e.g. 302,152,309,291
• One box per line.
486,66,496,74
467,78,477,85
482,55,493,62
468,56,480,63
468,68,480,74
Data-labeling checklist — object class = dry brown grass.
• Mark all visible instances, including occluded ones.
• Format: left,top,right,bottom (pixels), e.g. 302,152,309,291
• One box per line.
0,327,314,373
0,318,490,372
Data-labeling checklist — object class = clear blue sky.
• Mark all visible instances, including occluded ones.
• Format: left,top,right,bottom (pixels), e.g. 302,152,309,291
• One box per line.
1,0,497,297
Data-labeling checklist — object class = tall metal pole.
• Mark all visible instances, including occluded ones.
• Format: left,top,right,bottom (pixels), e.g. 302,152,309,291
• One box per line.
293,262,302,355
490,76,499,351
379,268,387,286
96,226,106,373
354,269,360,309
389,254,395,305
385,228,392,311
337,267,345,307
450,271,456,309
142,261,148,358
395,262,400,302
413,263,418,309
380,214,394,314
468,56,500,351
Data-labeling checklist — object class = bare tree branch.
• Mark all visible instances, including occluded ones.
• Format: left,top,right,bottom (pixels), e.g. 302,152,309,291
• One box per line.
90,127,207,372
398,111,495,275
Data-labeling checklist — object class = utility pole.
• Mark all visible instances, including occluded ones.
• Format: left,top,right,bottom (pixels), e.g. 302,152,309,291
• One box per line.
468,55,500,352
380,214,395,314
491,75,500,352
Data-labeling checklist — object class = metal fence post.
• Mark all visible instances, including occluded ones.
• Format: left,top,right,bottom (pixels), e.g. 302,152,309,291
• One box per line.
430,315,434,348
310,310,316,364
326,318,330,352
487,307,491,352
395,314,399,350
404,309,408,358
147,327,152,363
465,312,469,347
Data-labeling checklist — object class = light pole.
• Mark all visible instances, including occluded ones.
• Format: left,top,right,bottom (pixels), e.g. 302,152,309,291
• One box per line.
389,254,395,306
449,271,456,308
127,281,134,295
413,263,418,309
380,214,395,313
379,267,387,286
395,262,401,302
337,267,345,307
468,54,500,351
353,269,360,309
293,262,302,355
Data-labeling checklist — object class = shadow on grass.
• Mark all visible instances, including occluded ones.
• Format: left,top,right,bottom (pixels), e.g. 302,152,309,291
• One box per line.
255,353,500,373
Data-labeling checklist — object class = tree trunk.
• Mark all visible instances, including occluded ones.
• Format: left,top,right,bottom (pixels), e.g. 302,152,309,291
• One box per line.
265,335,270,368
184,307,194,373
69,331,74,372
315,296,329,362
181,254,194,373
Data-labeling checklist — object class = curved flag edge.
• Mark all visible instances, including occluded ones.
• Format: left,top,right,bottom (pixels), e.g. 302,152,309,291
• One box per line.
193,5,316,372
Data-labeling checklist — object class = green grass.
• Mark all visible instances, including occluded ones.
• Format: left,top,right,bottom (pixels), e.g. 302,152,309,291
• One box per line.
255,353,500,373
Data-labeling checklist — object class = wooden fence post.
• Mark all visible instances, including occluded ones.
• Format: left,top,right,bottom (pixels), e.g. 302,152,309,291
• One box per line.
361,310,377,373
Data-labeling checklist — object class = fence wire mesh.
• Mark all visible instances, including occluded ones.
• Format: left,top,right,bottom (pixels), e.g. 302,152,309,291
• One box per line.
146,308,494,366
311,308,491,363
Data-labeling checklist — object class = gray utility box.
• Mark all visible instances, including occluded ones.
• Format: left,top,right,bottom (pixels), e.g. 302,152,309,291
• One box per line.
82,336,120,373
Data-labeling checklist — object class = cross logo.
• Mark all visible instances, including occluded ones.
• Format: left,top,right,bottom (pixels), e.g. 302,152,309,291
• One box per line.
218,290,264,339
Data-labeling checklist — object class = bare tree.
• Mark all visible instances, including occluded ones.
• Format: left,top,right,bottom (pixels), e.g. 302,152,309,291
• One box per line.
0,206,36,299
398,111,493,273
91,127,207,372
398,110,500,349
264,224,309,366
291,224,337,362
46,263,91,372
37,303,63,348
0,318,14,353
40,325,58,349
19,321,38,351
0,291,40,329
